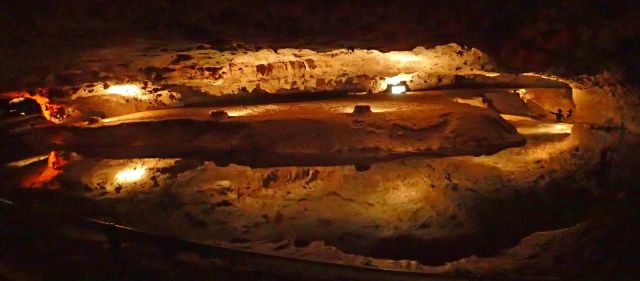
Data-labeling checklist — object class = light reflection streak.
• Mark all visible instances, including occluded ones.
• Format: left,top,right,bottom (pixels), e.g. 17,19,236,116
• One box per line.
517,123,573,135
6,154,49,168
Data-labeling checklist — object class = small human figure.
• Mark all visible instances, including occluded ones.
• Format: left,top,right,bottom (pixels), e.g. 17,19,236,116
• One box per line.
566,109,573,119
594,148,616,191
550,108,565,122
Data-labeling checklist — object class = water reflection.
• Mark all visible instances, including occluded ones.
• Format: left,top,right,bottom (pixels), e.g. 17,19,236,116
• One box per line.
115,165,146,183
0,125,612,266
13,151,70,189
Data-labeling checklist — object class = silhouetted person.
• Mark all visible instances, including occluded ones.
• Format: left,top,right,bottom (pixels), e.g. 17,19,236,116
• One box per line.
550,108,565,122
594,148,615,191
566,109,573,119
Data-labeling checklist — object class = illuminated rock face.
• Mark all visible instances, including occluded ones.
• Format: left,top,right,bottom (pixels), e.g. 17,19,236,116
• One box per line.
563,73,640,132
1,41,503,122
63,42,494,96
2,40,637,132
17,41,604,127
0,2,637,131
1,3,639,278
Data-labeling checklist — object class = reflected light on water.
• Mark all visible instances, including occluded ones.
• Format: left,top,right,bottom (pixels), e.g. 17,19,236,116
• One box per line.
517,123,573,135
115,165,146,182
19,151,69,189
226,109,252,117
6,154,49,168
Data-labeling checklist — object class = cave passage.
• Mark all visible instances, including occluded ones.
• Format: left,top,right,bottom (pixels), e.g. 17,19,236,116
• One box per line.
2,41,632,280
0,77,586,268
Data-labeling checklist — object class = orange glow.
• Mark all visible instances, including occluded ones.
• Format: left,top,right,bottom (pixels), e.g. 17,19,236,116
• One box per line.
1,89,66,123
20,151,69,189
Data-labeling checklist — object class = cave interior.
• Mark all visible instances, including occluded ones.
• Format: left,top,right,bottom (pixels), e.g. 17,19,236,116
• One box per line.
1,1,640,280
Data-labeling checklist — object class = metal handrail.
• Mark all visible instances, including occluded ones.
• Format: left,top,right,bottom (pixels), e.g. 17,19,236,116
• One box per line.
0,195,562,281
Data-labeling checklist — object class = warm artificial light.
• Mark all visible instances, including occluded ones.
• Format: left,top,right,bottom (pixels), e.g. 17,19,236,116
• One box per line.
106,84,142,97
516,123,573,135
384,73,413,86
391,85,407,95
387,52,421,64
115,165,146,182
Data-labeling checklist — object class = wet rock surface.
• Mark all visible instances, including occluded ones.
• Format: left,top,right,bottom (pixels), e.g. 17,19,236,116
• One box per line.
18,99,525,166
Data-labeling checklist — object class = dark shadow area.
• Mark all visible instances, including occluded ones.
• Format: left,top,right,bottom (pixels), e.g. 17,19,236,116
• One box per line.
1,1,639,81
330,173,592,265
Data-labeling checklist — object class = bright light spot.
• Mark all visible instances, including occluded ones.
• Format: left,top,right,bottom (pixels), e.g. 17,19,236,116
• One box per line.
6,154,49,168
115,165,146,183
551,123,574,134
226,109,251,117
370,106,396,113
500,114,537,121
9,97,25,104
481,72,501,77
106,84,142,97
384,73,414,86
516,88,533,101
391,85,407,95
516,123,573,135
387,52,421,64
